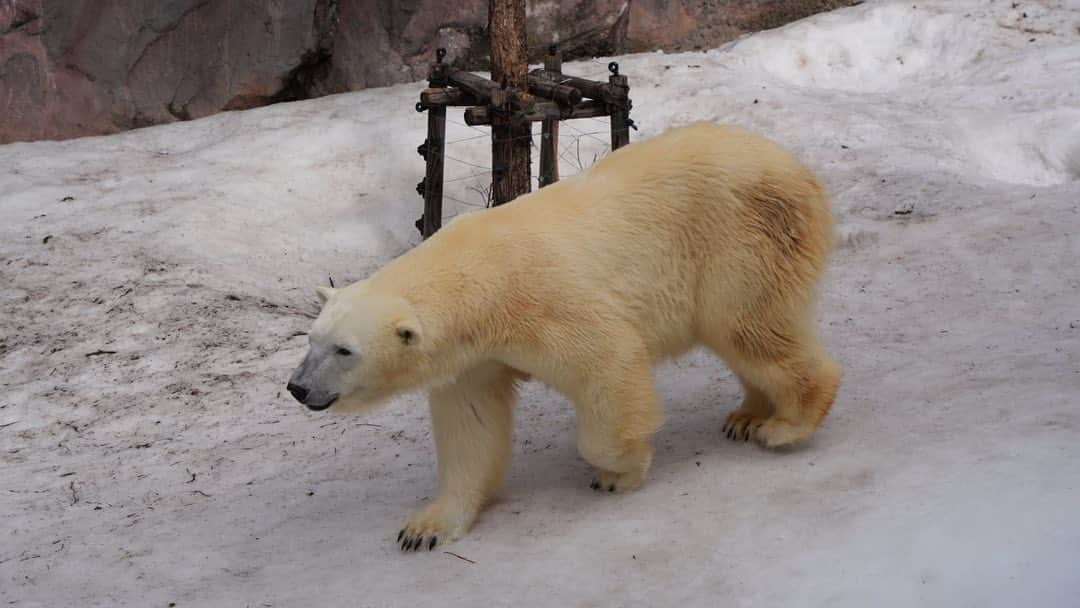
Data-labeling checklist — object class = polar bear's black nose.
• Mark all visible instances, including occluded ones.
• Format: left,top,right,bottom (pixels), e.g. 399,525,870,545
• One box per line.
287,382,309,403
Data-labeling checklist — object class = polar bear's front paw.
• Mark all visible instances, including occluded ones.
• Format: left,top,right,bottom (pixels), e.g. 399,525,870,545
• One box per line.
722,409,767,442
589,467,645,493
397,501,470,552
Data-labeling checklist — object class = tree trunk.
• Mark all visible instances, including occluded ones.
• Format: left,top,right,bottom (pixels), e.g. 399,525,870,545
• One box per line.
489,0,531,206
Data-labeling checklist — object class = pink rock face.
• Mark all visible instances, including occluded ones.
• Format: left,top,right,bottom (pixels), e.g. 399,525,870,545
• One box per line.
1,0,333,142
1,0,48,141
0,0,855,143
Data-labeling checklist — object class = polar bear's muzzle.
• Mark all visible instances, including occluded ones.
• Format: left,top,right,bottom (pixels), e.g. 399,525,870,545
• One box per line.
287,381,339,411
287,346,344,411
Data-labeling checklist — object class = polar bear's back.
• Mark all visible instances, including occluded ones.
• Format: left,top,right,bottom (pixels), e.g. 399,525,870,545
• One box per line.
382,122,834,361
502,122,831,252
506,121,833,317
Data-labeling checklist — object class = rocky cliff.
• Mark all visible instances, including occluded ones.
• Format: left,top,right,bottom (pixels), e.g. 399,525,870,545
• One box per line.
0,0,856,143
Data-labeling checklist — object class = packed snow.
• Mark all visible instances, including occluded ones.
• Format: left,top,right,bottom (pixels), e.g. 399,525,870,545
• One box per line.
2,1,1078,606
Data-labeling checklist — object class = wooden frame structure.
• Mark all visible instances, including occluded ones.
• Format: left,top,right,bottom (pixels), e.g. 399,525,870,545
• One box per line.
414,45,635,238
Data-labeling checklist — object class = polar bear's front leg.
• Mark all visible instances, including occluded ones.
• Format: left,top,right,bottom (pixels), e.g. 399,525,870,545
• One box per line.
398,362,519,551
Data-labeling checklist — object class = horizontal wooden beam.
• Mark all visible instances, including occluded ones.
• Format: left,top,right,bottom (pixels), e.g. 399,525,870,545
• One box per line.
448,69,625,109
464,100,609,126
448,70,511,106
529,70,624,103
527,78,582,106
419,87,476,107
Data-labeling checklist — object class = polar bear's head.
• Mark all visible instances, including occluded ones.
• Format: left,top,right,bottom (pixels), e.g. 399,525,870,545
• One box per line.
287,284,424,413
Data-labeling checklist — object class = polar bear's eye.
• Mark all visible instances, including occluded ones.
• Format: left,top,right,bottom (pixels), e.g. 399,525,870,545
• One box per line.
335,347,352,357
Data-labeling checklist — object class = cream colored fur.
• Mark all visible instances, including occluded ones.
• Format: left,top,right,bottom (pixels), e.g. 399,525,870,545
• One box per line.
308,122,841,551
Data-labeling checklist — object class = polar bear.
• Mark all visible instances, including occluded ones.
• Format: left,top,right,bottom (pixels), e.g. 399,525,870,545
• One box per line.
287,122,841,551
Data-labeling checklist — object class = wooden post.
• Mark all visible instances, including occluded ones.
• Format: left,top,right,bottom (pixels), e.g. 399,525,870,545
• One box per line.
421,105,445,237
539,43,561,188
489,0,531,206
418,51,448,238
607,61,630,150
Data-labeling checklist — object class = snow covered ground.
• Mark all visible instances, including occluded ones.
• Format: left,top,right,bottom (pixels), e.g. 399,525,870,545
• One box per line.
2,0,1079,605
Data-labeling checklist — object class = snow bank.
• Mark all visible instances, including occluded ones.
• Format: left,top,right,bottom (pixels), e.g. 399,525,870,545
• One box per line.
736,3,987,92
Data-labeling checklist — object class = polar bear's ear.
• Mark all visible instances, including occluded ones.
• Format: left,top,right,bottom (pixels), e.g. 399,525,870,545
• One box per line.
316,286,337,306
394,319,421,346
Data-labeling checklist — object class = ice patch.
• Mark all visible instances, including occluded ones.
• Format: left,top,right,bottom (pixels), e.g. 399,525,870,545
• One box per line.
737,4,986,92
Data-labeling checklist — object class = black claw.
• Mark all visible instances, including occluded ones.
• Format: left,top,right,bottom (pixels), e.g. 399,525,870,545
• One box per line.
398,529,404,542
429,536,437,550
401,539,409,551
744,429,750,441
608,484,616,492
590,479,600,490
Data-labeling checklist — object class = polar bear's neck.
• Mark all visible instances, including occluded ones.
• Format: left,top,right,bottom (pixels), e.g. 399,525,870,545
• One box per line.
367,228,516,375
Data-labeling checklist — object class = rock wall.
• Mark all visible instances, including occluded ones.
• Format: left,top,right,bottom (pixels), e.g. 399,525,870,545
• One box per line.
0,0,856,143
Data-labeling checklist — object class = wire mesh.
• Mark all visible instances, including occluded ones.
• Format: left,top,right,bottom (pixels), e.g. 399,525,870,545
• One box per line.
435,112,613,224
